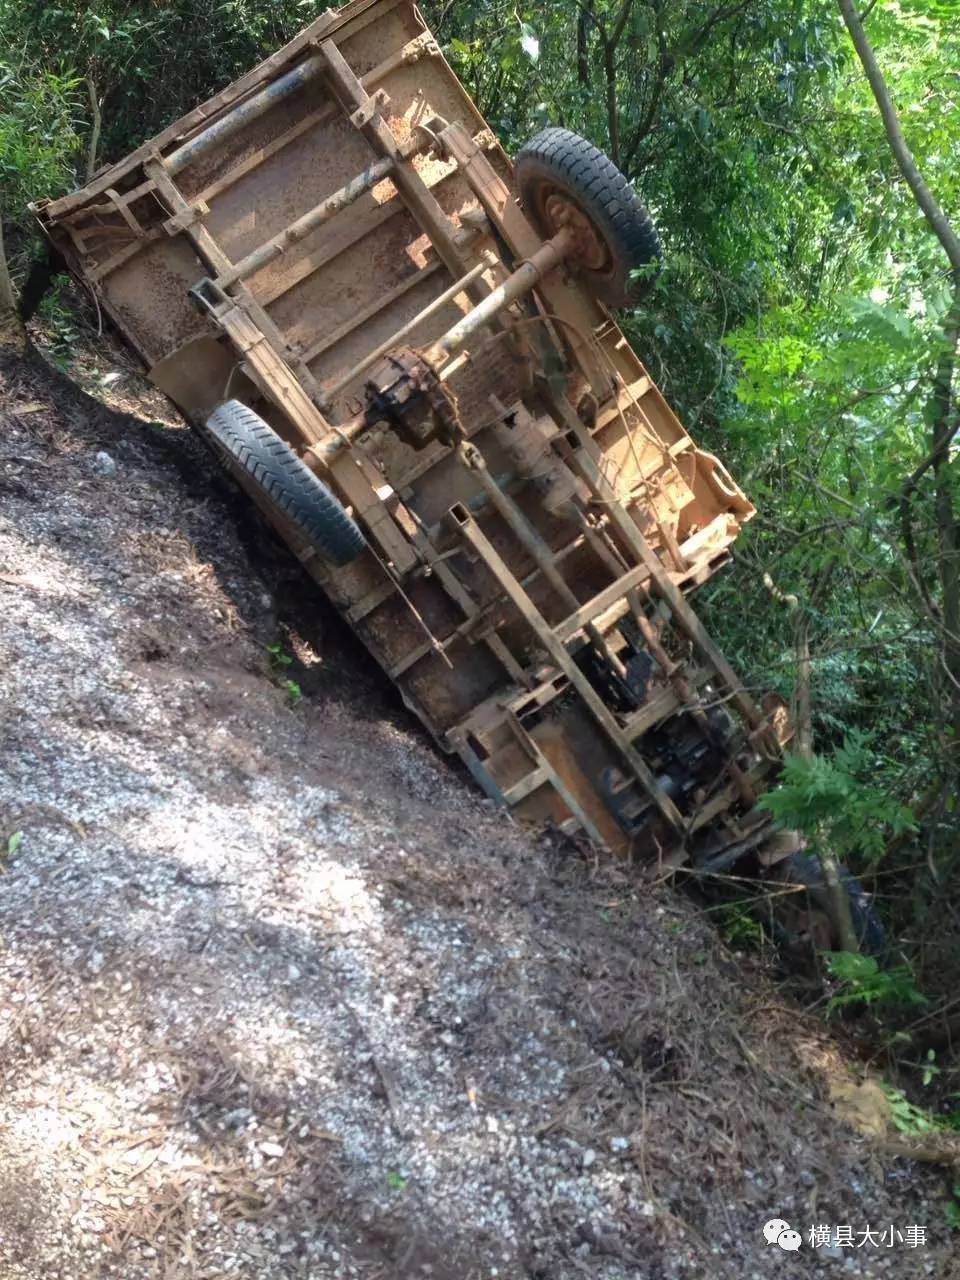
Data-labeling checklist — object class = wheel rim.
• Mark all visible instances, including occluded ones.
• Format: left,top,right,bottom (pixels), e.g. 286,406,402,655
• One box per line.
531,181,612,277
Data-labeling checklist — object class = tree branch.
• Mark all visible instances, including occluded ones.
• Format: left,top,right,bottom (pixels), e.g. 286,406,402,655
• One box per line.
683,0,756,60
858,0,878,24
577,3,592,87
608,0,636,51
623,25,671,171
598,0,637,167
899,491,941,622
85,76,102,184
901,405,960,496
837,0,960,274
603,41,621,166
931,295,960,747
0,218,20,335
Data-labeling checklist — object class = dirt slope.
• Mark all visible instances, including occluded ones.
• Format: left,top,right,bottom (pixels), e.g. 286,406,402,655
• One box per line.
0,344,952,1279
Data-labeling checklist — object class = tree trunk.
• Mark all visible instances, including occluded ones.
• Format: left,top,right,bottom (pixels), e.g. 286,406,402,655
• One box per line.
794,613,861,953
577,5,591,87
603,41,621,167
600,0,636,169
932,298,960,759
85,77,102,184
0,219,26,347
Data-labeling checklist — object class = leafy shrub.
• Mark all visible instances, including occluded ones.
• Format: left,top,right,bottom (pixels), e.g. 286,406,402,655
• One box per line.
823,951,926,1012
757,733,916,862
0,61,83,220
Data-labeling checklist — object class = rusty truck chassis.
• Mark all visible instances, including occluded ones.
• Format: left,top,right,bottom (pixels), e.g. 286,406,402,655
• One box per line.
36,0,791,871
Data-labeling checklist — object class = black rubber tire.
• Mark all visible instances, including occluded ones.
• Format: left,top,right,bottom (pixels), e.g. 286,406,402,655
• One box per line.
777,852,888,960
204,400,366,567
515,127,661,308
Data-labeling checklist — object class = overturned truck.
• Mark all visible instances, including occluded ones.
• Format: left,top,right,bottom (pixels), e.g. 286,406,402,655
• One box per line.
36,0,796,875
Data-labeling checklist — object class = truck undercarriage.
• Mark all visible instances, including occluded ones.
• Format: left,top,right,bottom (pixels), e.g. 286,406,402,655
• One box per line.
36,0,797,876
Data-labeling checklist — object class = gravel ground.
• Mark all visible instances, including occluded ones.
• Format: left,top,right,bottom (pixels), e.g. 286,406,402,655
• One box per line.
0,342,955,1279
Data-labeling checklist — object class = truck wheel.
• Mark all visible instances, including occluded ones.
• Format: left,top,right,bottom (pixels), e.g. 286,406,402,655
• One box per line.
515,127,661,308
204,400,366,567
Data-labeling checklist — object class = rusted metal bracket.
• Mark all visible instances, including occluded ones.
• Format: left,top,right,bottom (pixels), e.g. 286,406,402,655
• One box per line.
317,251,494,408
188,36,441,215
457,439,633,681
104,187,147,238
210,302,329,443
162,199,211,236
350,87,390,127
503,714,611,847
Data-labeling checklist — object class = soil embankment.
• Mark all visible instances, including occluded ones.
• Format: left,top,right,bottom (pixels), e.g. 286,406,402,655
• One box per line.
0,343,949,1278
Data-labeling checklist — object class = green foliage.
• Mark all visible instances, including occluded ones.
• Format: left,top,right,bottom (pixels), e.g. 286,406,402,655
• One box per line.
881,1083,940,1135
266,642,293,671
0,0,330,165
0,64,82,194
714,904,766,951
0,57,83,240
385,1170,407,1191
757,734,916,861
5,831,22,856
919,1049,940,1088
266,643,301,703
823,951,926,1012
36,274,84,365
